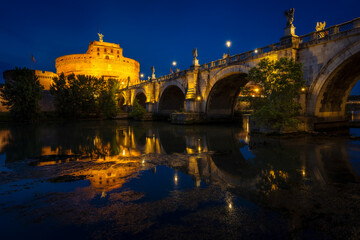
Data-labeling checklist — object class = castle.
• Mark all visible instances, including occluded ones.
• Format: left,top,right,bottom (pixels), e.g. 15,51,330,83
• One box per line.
4,33,140,91
55,33,140,86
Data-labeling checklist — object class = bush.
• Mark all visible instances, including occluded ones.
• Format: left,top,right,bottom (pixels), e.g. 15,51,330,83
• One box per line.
129,99,147,119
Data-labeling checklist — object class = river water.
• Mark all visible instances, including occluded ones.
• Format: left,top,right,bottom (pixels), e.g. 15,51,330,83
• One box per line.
0,121,359,239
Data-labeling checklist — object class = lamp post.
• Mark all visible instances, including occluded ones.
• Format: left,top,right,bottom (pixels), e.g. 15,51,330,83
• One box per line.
140,73,144,81
226,41,231,57
172,61,177,73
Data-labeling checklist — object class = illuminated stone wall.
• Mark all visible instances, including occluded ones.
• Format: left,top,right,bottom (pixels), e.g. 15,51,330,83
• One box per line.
34,70,58,90
56,40,140,86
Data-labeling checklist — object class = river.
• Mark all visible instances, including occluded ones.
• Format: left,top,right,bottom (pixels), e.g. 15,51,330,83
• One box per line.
0,120,359,239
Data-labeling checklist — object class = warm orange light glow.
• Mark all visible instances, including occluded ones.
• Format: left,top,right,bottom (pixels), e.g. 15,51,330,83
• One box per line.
55,39,140,85
254,88,259,92
196,96,201,101
254,49,258,53
226,41,231,48
172,61,177,66
301,87,306,92
140,73,144,78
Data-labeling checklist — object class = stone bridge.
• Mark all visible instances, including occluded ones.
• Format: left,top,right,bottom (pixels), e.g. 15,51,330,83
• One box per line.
119,17,360,129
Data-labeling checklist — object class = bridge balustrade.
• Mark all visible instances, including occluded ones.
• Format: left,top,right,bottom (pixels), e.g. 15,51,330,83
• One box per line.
300,17,360,44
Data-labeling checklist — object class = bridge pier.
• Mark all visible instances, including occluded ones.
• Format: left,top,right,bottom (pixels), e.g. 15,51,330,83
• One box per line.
146,102,156,113
185,99,202,113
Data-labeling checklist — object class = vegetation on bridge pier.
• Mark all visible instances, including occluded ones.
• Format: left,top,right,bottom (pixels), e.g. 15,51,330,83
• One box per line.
243,57,305,131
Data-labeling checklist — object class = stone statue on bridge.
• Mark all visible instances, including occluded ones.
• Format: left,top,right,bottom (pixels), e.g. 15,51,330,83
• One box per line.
151,66,156,80
192,48,198,59
192,48,199,67
284,8,295,27
316,21,326,31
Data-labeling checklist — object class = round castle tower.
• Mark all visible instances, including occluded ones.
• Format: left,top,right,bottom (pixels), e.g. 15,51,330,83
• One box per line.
55,34,140,85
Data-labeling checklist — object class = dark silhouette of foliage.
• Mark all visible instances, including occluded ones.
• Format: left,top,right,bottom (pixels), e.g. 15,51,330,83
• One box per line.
129,99,147,119
50,74,120,118
99,79,120,118
0,67,43,120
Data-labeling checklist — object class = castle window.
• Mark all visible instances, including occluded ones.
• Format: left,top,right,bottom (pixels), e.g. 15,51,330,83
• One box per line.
117,50,119,54
117,55,119,58
111,49,113,53
97,48,99,51
97,53,99,56
104,49,107,53
105,56,109,59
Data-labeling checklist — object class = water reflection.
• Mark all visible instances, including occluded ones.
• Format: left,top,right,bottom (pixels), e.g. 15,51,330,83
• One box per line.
350,110,360,122
0,122,359,192
0,121,359,239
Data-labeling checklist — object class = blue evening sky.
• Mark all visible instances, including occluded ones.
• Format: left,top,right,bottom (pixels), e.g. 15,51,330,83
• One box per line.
0,0,359,94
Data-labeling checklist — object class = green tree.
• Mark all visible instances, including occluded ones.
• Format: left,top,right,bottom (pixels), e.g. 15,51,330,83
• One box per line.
50,74,104,118
129,99,147,120
244,58,305,129
99,79,120,118
0,67,43,120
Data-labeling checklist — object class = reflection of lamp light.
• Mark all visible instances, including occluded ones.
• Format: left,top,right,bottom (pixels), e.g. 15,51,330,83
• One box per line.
301,87,306,92
302,169,306,176
122,149,126,156
228,203,232,209
196,95,201,101
254,88,259,92
174,173,178,184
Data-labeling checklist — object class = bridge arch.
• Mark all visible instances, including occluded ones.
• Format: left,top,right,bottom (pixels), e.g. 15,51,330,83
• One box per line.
205,65,249,118
134,88,147,109
158,82,186,115
117,91,127,111
307,39,360,119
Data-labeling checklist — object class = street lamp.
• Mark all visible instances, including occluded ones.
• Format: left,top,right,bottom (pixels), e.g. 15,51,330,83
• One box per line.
140,73,144,81
172,61,177,73
226,41,231,57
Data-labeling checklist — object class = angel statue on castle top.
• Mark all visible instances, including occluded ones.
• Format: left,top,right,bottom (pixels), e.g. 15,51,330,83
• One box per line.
98,33,104,42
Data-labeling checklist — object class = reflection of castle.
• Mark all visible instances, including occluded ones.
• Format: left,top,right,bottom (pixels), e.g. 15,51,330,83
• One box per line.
1,124,359,195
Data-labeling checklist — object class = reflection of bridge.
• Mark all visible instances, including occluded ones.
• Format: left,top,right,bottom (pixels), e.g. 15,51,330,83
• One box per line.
119,17,360,130
1,122,358,193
